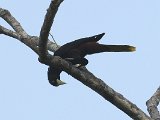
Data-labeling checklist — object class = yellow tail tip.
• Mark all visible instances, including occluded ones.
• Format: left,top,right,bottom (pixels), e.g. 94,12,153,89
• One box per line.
129,46,136,51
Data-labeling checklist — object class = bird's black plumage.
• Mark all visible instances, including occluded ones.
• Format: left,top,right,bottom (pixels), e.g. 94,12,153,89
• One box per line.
53,33,105,66
48,33,135,86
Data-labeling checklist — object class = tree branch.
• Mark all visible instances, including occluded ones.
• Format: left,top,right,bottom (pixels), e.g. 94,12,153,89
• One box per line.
39,0,64,62
0,8,27,36
0,25,58,55
48,56,152,120
146,87,160,120
0,8,39,54
0,2,155,120
0,7,59,54
0,25,20,39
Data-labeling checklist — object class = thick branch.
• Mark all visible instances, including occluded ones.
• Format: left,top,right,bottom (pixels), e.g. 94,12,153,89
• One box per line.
146,87,160,120
49,56,152,120
39,0,64,62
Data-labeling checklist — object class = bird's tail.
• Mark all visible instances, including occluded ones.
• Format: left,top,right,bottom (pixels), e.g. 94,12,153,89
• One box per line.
101,45,136,52
85,44,136,55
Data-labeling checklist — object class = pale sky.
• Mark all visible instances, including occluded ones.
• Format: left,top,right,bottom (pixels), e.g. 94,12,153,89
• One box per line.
0,0,160,120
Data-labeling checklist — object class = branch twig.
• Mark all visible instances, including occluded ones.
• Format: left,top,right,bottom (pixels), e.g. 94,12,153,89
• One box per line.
0,25,20,39
146,87,160,120
0,7,59,54
39,0,64,62
0,8,27,36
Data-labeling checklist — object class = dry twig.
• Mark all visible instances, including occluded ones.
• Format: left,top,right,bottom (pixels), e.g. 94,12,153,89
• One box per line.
146,87,160,120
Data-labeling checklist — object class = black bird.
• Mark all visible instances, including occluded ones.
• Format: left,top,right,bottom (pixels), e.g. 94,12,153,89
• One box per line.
48,33,135,86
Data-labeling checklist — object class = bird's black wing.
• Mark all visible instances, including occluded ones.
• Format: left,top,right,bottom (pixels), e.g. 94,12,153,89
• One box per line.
54,33,105,57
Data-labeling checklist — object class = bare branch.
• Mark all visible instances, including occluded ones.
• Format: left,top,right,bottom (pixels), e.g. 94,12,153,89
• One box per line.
48,56,152,120
39,0,64,62
146,87,160,120
0,26,58,56
0,8,40,54
0,25,20,39
0,26,39,55
0,8,27,36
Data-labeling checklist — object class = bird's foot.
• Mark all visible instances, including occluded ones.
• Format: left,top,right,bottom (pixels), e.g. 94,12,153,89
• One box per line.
74,64,82,68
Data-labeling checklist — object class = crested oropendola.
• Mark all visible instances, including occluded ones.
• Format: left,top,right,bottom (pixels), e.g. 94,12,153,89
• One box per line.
48,33,136,86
